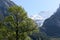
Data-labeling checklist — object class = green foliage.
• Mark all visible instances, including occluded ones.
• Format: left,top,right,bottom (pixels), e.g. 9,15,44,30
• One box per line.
0,6,38,40
30,32,50,40
0,5,51,40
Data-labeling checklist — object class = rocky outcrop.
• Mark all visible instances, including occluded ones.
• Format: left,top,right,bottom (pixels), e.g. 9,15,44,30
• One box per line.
41,5,60,37
0,0,15,21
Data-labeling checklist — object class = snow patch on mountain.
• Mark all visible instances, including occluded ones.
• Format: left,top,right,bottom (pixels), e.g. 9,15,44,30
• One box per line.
29,14,44,27
29,14,44,20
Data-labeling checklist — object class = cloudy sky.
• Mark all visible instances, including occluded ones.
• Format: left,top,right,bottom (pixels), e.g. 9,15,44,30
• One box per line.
11,0,60,20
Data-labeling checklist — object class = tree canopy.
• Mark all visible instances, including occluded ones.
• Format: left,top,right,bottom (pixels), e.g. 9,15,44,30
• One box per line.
0,6,38,40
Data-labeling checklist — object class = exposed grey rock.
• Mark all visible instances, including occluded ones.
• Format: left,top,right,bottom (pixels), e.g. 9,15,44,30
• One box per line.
41,5,60,37
0,0,15,21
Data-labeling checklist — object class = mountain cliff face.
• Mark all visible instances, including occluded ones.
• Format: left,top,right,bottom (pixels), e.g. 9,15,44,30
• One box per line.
41,6,60,37
0,0,15,21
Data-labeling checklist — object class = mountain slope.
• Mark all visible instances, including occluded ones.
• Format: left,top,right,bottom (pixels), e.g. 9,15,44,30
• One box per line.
0,0,15,21
41,5,60,37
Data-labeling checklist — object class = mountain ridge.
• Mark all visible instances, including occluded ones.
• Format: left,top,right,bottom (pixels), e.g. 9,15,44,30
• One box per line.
41,5,60,37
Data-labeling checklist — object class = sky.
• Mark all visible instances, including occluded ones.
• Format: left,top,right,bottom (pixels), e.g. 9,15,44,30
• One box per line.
11,0,60,20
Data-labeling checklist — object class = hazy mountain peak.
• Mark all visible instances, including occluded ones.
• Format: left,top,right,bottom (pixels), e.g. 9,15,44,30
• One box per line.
30,14,44,20
29,14,44,27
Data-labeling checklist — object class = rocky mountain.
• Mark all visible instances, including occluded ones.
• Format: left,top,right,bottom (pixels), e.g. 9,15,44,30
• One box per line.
0,0,15,21
41,5,60,37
